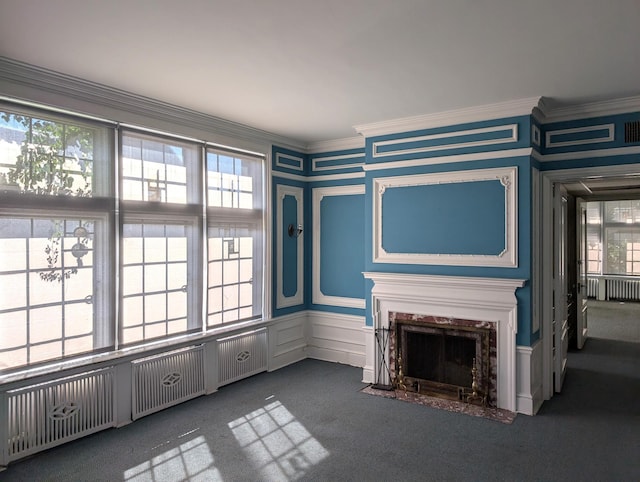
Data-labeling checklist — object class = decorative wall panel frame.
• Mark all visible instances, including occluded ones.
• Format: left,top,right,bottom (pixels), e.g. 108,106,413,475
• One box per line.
373,166,518,267
545,124,614,148
311,154,365,172
276,184,304,308
372,124,518,159
275,152,304,171
313,185,366,308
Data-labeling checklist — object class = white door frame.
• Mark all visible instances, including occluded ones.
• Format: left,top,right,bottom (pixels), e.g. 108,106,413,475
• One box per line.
540,163,640,401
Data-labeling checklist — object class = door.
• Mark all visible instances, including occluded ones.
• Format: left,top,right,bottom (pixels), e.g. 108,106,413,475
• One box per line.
576,199,589,349
554,184,569,392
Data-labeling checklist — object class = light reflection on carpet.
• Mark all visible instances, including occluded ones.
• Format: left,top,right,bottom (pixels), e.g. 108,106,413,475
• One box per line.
228,400,329,480
124,435,223,481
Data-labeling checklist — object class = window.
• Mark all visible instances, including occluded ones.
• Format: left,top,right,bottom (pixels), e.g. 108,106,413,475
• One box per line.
586,200,640,276
0,107,113,370
206,148,263,327
0,103,265,373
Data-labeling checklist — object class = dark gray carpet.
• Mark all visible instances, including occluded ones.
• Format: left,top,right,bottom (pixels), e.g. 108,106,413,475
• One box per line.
588,300,640,343
2,337,639,481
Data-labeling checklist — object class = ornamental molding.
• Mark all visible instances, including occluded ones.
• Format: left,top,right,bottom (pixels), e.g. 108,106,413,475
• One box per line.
354,97,541,139
372,166,518,267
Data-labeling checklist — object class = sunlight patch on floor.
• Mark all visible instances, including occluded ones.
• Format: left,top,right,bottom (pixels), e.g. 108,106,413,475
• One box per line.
228,400,329,480
124,435,222,481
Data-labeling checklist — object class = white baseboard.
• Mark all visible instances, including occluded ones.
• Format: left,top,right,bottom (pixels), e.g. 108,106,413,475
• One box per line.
307,311,366,368
516,340,543,415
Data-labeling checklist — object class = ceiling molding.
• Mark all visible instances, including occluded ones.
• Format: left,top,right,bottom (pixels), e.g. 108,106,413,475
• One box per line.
353,97,542,139
535,95,640,124
305,136,364,154
0,56,307,152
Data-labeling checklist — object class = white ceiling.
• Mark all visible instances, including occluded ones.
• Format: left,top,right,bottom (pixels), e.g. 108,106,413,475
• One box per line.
1,0,639,145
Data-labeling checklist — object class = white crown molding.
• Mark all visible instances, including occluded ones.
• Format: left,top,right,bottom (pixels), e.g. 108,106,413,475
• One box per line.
313,185,366,309
354,97,541,139
532,145,640,163
306,136,365,153
0,56,307,153
537,95,640,124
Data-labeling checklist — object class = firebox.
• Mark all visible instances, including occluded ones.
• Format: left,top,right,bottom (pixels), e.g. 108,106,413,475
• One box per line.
392,315,495,406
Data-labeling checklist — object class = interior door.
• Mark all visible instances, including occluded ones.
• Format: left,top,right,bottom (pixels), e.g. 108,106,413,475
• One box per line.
554,184,569,392
576,199,589,349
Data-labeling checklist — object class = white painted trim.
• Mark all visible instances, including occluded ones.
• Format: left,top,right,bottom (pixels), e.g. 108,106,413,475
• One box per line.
267,311,307,371
534,144,640,163
537,95,640,124
306,311,366,368
313,185,366,309
532,125,541,146
354,97,541,138
363,272,524,412
540,162,640,403
273,171,365,182
372,124,518,158
306,136,365,153
532,168,541,333
311,153,365,172
372,167,518,267
0,57,303,155
362,325,375,384
516,341,543,415
276,185,304,309
275,152,304,171
362,147,533,171
545,124,615,148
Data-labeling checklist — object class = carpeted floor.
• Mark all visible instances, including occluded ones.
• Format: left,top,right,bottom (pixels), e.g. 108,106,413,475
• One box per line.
1,304,638,481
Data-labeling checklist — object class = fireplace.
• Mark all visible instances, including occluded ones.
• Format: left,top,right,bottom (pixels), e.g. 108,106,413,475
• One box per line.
390,313,496,406
363,272,524,412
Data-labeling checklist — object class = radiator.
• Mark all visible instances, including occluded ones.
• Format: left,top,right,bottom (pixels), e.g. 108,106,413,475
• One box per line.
587,278,599,298
131,345,205,420
606,277,640,301
218,328,268,386
3,367,115,463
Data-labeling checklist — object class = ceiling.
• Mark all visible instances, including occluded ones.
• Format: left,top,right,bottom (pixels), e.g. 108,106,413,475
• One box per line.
1,0,639,145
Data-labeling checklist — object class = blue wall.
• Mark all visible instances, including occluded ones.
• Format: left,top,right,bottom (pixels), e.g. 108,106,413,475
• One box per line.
272,106,640,348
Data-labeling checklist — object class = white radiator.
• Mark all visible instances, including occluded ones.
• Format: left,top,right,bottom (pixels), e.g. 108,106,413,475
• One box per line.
3,367,115,463
218,328,268,386
587,277,599,298
606,277,640,301
131,345,205,420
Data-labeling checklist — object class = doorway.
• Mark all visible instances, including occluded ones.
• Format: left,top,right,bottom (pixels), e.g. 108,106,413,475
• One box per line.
541,164,640,401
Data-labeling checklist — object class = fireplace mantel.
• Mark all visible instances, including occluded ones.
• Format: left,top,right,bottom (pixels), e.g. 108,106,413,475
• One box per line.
363,272,525,412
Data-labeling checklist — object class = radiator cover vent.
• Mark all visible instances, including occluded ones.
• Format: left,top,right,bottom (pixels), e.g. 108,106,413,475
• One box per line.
4,367,115,463
624,121,640,143
218,328,268,386
131,345,205,420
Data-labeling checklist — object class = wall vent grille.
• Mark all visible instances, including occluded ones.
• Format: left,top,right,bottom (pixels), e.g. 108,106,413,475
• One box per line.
4,367,115,463
131,345,205,420
218,328,268,386
624,121,640,143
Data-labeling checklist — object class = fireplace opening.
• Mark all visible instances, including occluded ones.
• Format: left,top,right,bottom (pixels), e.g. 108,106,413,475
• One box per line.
405,332,476,388
394,319,493,405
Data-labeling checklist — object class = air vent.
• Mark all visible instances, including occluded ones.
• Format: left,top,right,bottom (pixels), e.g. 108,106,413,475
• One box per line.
624,121,640,143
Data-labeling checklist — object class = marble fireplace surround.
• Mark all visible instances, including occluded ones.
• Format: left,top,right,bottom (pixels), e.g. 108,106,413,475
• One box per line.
363,272,524,412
